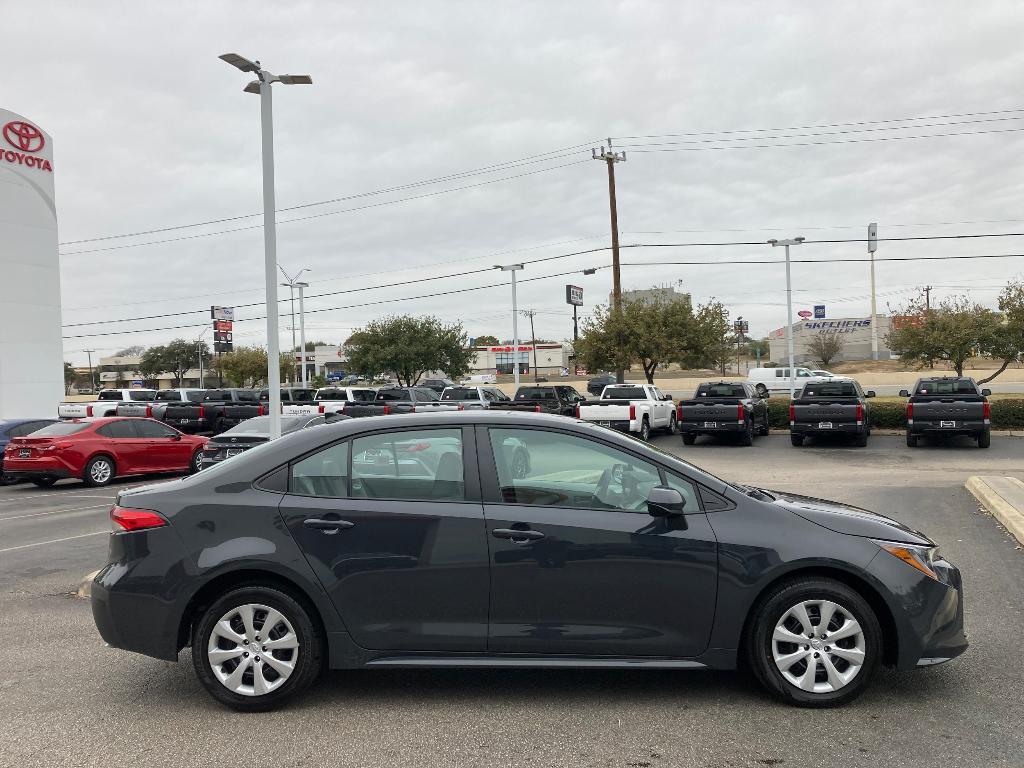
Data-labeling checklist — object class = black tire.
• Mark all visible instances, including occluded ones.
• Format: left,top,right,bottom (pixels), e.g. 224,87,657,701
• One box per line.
759,414,771,436
666,413,677,435
740,419,754,446
32,477,57,488
906,432,918,448
978,428,991,449
213,417,227,435
854,431,868,448
639,417,651,442
682,433,696,446
82,455,115,487
790,434,803,447
190,449,204,474
746,577,882,708
1,472,19,486
191,585,323,712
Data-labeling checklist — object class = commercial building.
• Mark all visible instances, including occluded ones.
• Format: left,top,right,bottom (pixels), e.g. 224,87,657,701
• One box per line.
469,344,572,376
768,316,894,365
610,287,692,306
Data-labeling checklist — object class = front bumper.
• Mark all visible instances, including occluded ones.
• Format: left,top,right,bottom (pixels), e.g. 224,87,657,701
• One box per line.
867,550,968,669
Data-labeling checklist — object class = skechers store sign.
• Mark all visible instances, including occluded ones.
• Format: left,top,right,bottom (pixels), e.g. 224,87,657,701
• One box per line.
801,319,871,333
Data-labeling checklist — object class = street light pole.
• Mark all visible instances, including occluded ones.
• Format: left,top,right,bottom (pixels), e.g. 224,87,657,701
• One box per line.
868,222,880,360
494,264,524,387
84,349,96,392
768,237,805,400
279,265,310,386
220,53,312,440
297,281,308,386
197,327,209,387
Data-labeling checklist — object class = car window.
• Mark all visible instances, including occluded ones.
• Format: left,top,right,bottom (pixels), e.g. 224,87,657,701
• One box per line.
131,390,156,401
603,386,645,399
352,389,376,401
157,391,182,401
414,388,440,401
376,389,411,401
237,390,259,402
31,422,91,437
291,441,350,498
351,429,464,501
802,381,858,397
134,420,179,438
441,387,476,400
488,428,661,512
6,422,45,437
97,421,138,439
697,384,747,398
796,369,812,378
186,391,206,403
661,472,702,514
917,379,977,395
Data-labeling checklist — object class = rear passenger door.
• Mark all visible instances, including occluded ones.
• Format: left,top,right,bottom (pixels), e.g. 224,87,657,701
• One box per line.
280,425,490,653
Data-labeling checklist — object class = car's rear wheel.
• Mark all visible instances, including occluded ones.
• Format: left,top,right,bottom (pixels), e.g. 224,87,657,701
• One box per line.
681,433,696,446
32,477,57,488
747,578,881,707
790,434,803,447
666,412,677,435
190,449,203,474
740,419,754,446
192,586,323,711
759,414,771,436
906,432,918,448
639,417,651,442
854,432,868,447
83,455,115,487
978,428,991,449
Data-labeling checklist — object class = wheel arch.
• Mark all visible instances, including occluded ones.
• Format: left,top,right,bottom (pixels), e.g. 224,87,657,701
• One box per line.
740,565,900,667
177,568,329,657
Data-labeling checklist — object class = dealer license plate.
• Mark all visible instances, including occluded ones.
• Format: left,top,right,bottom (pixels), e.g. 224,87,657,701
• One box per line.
226,448,244,457
598,421,611,427
178,419,190,424
818,422,833,429
19,448,30,458
703,421,718,428
940,420,956,428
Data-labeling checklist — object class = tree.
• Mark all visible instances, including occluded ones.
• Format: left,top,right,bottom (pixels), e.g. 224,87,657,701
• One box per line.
979,279,1024,384
747,337,770,361
140,339,209,385
291,340,329,352
472,334,500,346
220,347,270,387
885,295,1001,376
574,296,729,383
114,345,146,357
806,330,845,366
64,362,76,394
344,315,473,386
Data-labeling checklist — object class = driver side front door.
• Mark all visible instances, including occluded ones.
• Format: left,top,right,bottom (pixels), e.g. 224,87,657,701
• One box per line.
478,425,718,658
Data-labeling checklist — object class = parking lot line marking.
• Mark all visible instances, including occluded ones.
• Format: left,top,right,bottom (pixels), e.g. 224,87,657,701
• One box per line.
0,530,108,554
0,503,111,522
0,492,115,504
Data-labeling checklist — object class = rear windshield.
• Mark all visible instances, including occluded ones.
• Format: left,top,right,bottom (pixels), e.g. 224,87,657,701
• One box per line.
696,384,746,398
98,390,154,401
376,389,411,401
31,422,92,436
441,387,479,400
316,388,375,401
515,388,556,401
916,379,977,395
603,386,646,399
157,391,182,401
802,381,858,398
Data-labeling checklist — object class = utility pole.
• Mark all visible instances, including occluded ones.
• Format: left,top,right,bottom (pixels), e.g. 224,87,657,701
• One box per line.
521,310,540,382
84,349,96,392
924,285,933,310
868,222,880,360
593,139,626,383
297,282,308,386
768,237,805,399
494,265,524,387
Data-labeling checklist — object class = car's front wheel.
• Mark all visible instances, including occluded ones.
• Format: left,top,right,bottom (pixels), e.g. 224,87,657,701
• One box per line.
747,578,881,707
192,586,323,711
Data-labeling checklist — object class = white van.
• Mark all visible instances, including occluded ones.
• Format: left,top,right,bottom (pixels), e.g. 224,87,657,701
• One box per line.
461,373,498,385
747,367,828,395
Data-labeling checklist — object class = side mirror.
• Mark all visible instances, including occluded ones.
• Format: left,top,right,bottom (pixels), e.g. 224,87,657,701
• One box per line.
898,389,910,398
663,394,673,401
981,388,992,397
647,486,685,517
865,390,876,398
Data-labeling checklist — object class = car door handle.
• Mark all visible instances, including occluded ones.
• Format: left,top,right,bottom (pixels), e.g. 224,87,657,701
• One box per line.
303,518,355,533
492,528,544,542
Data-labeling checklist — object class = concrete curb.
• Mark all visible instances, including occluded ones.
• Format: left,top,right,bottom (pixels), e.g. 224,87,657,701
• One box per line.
77,569,99,599
966,476,1024,545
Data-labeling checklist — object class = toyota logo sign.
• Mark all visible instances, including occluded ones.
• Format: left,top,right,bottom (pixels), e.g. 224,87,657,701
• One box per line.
3,121,45,153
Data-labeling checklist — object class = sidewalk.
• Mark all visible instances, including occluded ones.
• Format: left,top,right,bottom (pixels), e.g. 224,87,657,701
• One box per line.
966,476,1024,545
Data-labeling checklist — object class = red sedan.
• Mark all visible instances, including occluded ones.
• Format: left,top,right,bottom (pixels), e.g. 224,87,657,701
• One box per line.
3,417,207,488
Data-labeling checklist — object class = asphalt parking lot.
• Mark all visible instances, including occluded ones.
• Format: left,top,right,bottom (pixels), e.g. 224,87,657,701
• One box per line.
2,434,1023,767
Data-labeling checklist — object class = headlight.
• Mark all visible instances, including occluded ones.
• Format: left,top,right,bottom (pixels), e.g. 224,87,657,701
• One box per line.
872,539,941,580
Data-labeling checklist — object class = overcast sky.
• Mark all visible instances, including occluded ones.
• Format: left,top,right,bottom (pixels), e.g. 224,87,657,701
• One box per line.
7,1,1024,365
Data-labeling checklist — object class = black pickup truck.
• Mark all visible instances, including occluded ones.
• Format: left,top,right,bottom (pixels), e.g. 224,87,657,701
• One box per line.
901,376,992,448
163,388,263,434
258,387,318,407
341,387,461,418
790,378,875,447
488,385,584,416
677,382,769,446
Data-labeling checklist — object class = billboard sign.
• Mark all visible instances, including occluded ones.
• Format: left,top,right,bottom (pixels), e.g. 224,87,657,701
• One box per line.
213,317,234,353
565,285,584,306
210,306,235,321
814,305,826,319
797,310,813,319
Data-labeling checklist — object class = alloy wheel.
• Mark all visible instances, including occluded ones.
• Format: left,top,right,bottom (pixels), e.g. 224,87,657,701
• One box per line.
771,599,866,694
90,459,113,485
207,603,300,697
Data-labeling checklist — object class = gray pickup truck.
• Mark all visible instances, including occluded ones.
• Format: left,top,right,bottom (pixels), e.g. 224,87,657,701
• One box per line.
677,382,769,446
342,387,462,418
790,378,875,447
901,376,992,448
439,386,512,410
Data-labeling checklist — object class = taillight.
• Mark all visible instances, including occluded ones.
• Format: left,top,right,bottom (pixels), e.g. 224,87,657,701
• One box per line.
257,405,265,416
789,404,796,423
983,402,991,420
41,441,74,452
906,403,913,421
409,405,417,413
86,405,93,417
318,405,325,414
383,405,391,415
629,404,636,421
737,404,745,422
110,506,167,532
458,404,465,411
855,404,864,423
574,404,580,418
145,405,153,417
534,405,541,413
198,406,206,418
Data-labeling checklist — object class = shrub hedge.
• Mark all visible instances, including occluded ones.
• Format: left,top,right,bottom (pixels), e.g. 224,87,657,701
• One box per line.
764,398,1024,430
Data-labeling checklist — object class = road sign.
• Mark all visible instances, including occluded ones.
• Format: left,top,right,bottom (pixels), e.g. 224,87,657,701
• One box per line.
798,310,813,319
565,285,584,306
814,305,826,319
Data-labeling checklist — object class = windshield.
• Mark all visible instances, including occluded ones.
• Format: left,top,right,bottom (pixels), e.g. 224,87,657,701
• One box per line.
603,386,646,399
802,381,858,397
31,422,92,437
917,379,977,395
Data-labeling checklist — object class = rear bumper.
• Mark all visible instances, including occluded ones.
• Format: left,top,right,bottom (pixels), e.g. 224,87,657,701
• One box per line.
3,456,78,479
679,421,746,434
586,419,634,433
164,418,207,434
790,422,865,436
909,420,987,436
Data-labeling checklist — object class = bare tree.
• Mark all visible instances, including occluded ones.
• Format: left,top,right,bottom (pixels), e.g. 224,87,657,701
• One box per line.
806,331,845,366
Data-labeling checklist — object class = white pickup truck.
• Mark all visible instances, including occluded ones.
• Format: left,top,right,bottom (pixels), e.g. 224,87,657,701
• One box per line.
57,388,157,419
281,386,379,416
576,383,676,441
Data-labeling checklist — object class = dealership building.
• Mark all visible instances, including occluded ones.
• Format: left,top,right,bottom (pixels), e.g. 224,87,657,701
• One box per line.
768,315,894,365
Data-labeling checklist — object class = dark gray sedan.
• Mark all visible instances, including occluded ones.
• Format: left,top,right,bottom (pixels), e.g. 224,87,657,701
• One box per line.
91,411,966,711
